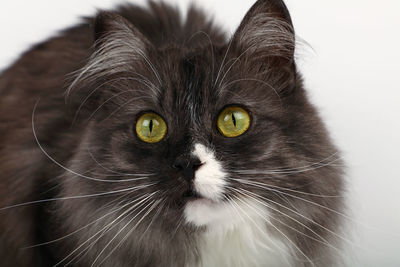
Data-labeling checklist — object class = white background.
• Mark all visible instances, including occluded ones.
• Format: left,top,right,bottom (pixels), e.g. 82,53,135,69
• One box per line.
1,0,399,266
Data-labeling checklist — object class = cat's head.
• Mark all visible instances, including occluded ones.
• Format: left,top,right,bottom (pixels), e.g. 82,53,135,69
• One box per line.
64,0,343,263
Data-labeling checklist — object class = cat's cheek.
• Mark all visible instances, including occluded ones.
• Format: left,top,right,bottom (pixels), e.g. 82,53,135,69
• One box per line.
191,143,227,201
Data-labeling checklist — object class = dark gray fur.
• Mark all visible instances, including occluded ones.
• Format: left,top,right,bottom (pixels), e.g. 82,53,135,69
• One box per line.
0,0,344,266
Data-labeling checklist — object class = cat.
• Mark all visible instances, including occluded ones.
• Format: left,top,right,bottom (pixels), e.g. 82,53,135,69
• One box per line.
0,0,345,266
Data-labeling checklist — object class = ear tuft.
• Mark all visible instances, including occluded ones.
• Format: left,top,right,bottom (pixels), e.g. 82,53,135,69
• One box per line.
67,11,149,91
233,0,295,64
66,11,153,112
94,11,117,45
93,11,148,50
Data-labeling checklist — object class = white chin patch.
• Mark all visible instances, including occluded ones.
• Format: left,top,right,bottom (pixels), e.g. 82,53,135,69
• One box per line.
186,197,292,267
184,143,227,227
184,199,237,228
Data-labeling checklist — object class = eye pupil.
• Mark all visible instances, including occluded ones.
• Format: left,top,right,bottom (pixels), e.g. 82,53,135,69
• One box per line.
217,106,250,138
136,113,167,143
231,113,236,127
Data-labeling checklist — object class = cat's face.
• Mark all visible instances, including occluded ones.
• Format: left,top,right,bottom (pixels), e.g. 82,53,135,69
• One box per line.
62,0,344,264
80,44,287,225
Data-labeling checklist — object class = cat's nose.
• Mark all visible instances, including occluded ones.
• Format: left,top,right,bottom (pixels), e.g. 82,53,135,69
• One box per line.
173,156,203,182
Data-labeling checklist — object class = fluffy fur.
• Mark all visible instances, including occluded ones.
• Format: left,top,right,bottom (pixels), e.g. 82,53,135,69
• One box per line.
0,0,345,266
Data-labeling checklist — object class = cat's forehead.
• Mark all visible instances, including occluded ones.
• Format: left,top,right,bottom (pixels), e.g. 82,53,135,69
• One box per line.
149,47,281,115
151,48,214,102
118,45,283,129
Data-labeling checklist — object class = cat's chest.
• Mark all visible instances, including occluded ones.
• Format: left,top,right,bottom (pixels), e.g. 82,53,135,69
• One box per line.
194,216,292,267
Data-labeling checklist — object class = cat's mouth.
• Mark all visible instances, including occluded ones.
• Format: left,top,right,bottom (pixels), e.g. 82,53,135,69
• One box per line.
182,189,203,201
182,189,219,206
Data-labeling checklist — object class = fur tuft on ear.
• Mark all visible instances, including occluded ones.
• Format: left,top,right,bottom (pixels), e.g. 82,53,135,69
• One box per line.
65,11,157,118
70,11,151,88
232,0,295,65
93,11,148,50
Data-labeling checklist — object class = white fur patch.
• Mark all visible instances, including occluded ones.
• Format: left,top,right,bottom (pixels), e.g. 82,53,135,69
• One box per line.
184,143,228,227
191,143,226,202
185,198,239,229
184,143,291,266
196,198,292,267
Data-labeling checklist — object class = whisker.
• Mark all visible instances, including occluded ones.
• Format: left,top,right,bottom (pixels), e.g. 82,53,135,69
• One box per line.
219,78,282,104
137,194,166,243
85,91,149,123
68,194,157,266
213,37,234,88
233,153,342,176
100,96,143,122
216,45,254,89
227,196,292,265
54,199,137,266
232,178,341,198
169,210,184,242
240,152,341,172
230,187,342,254
71,76,155,127
223,195,247,225
32,99,153,183
55,191,158,267
86,148,155,177
232,193,315,266
107,38,163,88
0,182,155,212
216,23,298,94
227,194,296,265
232,180,375,251
128,45,162,88
240,180,350,219
22,191,148,249
224,195,280,254
185,30,216,89
93,196,162,266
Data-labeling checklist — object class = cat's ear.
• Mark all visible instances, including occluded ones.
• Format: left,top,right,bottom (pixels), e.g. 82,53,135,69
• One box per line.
69,11,153,89
93,11,151,51
90,11,154,72
231,0,295,68
66,11,154,120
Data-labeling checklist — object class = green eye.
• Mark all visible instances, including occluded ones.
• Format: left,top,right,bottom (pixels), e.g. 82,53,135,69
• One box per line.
217,106,251,138
136,112,167,143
